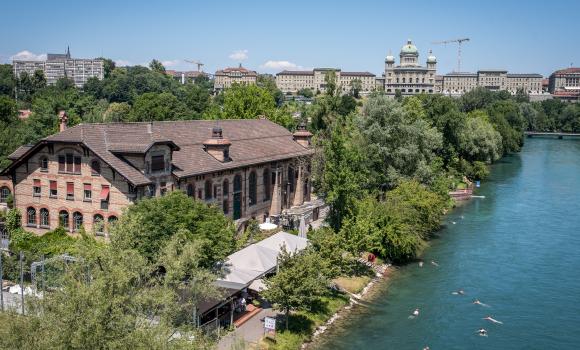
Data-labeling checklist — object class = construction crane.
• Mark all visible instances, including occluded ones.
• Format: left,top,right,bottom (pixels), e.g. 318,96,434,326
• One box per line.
432,38,470,72
184,60,204,72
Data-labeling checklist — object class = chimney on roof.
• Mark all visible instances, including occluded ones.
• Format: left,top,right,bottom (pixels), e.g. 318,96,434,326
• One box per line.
293,122,313,148
147,121,153,134
203,125,231,162
58,111,68,132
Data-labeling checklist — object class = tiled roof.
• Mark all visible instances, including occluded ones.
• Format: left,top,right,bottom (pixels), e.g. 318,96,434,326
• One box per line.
3,120,312,186
507,73,543,78
552,68,580,75
276,70,375,77
341,72,375,77
8,144,34,160
276,70,314,76
215,67,257,76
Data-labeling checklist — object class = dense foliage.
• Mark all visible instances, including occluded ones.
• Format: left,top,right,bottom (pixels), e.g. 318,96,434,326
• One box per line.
0,193,232,349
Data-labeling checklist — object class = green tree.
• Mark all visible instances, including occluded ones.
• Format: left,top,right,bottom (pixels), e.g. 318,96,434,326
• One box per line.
350,79,362,98
323,70,338,97
297,88,314,98
0,64,15,97
181,83,211,116
129,92,188,121
263,248,329,330
257,74,284,106
103,102,131,122
149,59,166,74
222,83,276,120
457,113,503,162
110,191,235,266
98,57,116,78
359,95,443,189
314,120,368,231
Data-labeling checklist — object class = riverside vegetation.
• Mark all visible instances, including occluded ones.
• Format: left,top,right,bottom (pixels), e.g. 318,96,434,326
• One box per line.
0,62,579,349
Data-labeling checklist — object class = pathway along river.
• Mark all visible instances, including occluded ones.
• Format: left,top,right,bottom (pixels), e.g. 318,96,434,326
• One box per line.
314,138,580,350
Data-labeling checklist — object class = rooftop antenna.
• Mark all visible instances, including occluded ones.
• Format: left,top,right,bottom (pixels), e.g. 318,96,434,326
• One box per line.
432,37,470,72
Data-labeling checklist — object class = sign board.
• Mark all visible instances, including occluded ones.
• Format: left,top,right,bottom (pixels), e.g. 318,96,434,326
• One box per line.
264,316,276,331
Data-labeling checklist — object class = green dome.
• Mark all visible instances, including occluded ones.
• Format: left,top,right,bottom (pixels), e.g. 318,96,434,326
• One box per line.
400,39,418,55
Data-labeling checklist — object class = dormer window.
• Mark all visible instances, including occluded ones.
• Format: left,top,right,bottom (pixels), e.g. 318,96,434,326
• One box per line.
91,160,101,176
151,155,165,173
40,157,48,171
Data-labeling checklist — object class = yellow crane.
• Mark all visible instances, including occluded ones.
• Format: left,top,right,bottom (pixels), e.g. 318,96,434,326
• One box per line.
432,38,470,72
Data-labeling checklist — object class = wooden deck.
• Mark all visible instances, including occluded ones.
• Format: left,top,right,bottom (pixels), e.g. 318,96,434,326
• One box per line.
233,304,263,328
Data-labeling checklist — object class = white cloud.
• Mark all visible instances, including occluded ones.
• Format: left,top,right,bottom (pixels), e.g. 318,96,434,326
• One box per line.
161,59,181,67
11,50,47,61
260,60,303,70
114,59,131,67
229,49,248,61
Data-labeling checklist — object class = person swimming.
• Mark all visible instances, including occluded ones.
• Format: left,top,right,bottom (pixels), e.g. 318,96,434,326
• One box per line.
423,347,430,350
483,316,503,324
451,289,465,295
418,261,424,267
477,328,488,336
473,299,490,307
431,260,439,267
408,308,420,319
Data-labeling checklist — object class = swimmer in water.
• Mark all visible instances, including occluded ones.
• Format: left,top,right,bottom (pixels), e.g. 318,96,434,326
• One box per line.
451,289,465,295
423,347,430,350
477,328,488,336
473,299,490,307
431,260,439,267
483,316,503,324
452,221,456,224
419,261,424,267
408,308,420,319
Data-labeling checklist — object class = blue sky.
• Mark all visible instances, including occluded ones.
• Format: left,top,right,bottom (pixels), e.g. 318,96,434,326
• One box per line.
1,0,578,77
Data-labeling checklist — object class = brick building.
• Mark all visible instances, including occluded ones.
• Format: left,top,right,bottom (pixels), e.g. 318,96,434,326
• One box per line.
1,113,315,236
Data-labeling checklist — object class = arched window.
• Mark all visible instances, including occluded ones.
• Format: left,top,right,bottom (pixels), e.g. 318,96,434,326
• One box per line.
204,180,212,200
108,215,118,223
248,171,257,206
234,174,242,193
222,179,230,214
288,167,295,192
0,186,10,203
40,157,48,171
93,214,104,235
27,207,36,226
222,179,229,197
187,184,194,197
59,210,69,229
263,169,270,201
91,160,101,176
40,208,50,228
73,212,83,232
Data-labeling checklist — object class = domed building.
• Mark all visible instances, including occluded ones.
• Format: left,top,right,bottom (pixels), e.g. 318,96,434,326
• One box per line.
383,39,437,96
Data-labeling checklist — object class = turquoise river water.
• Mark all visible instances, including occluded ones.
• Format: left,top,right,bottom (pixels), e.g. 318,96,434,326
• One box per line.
314,138,580,350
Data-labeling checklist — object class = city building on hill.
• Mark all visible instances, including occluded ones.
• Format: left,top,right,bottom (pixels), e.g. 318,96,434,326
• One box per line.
549,67,580,101
214,64,257,92
383,39,437,96
1,113,320,235
165,70,208,84
275,68,376,95
12,47,104,88
438,70,543,95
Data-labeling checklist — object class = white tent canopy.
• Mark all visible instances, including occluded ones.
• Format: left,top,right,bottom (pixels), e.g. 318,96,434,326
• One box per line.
216,231,309,290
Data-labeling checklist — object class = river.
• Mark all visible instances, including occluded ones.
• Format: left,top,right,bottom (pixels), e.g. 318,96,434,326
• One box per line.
314,138,580,350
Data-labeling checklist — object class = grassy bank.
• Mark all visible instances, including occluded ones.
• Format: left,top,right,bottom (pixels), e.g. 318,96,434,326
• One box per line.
258,292,350,350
